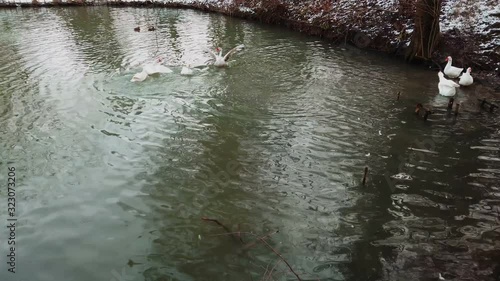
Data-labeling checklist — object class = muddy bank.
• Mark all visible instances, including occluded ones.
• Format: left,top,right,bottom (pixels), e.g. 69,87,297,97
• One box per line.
1,0,499,90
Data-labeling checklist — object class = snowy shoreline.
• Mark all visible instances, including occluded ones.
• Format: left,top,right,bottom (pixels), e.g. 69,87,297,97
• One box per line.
1,0,499,89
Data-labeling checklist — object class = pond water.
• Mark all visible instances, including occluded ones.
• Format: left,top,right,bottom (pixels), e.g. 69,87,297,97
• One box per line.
0,6,499,281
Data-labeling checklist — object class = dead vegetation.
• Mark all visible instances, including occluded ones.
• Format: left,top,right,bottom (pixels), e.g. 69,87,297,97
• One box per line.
405,0,442,61
201,217,304,281
0,0,497,85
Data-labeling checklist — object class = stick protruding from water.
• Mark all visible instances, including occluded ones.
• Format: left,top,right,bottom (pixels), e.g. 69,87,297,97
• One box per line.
362,167,368,186
447,98,454,110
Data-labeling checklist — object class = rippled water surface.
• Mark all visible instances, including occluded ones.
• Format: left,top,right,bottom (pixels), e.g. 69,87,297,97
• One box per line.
1,6,499,281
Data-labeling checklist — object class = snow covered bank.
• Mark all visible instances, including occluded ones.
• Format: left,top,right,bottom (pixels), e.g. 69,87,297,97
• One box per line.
440,0,499,73
1,0,499,87
282,0,499,78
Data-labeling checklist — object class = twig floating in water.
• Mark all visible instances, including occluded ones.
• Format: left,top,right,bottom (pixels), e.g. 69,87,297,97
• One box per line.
258,237,302,281
243,230,279,250
209,231,252,237
201,217,244,244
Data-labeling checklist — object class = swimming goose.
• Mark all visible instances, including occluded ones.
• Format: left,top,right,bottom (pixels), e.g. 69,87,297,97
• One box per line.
438,71,460,96
131,62,173,82
143,63,173,75
209,44,245,67
181,65,194,76
131,70,148,82
444,56,464,78
459,67,473,86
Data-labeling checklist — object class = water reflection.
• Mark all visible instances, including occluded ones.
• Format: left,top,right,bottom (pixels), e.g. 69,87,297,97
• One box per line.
365,85,500,280
56,7,125,71
0,6,499,281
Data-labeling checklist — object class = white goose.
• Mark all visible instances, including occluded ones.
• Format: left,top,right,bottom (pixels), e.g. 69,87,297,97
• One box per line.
180,64,194,76
209,44,245,67
438,71,460,96
444,56,464,78
131,62,173,82
131,70,148,82
459,67,473,86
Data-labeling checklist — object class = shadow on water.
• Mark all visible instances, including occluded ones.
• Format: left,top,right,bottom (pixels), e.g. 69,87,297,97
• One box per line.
341,88,500,280
0,14,46,150
56,6,127,71
0,6,499,281
135,18,283,281
134,78,263,281
0,40,17,130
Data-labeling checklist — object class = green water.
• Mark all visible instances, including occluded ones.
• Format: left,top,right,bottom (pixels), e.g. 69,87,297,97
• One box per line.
0,6,499,281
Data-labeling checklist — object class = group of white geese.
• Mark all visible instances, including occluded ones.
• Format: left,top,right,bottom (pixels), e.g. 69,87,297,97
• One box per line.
130,44,245,82
438,56,474,96
131,46,473,98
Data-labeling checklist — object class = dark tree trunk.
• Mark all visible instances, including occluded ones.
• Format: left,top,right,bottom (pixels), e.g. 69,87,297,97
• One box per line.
406,0,442,61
